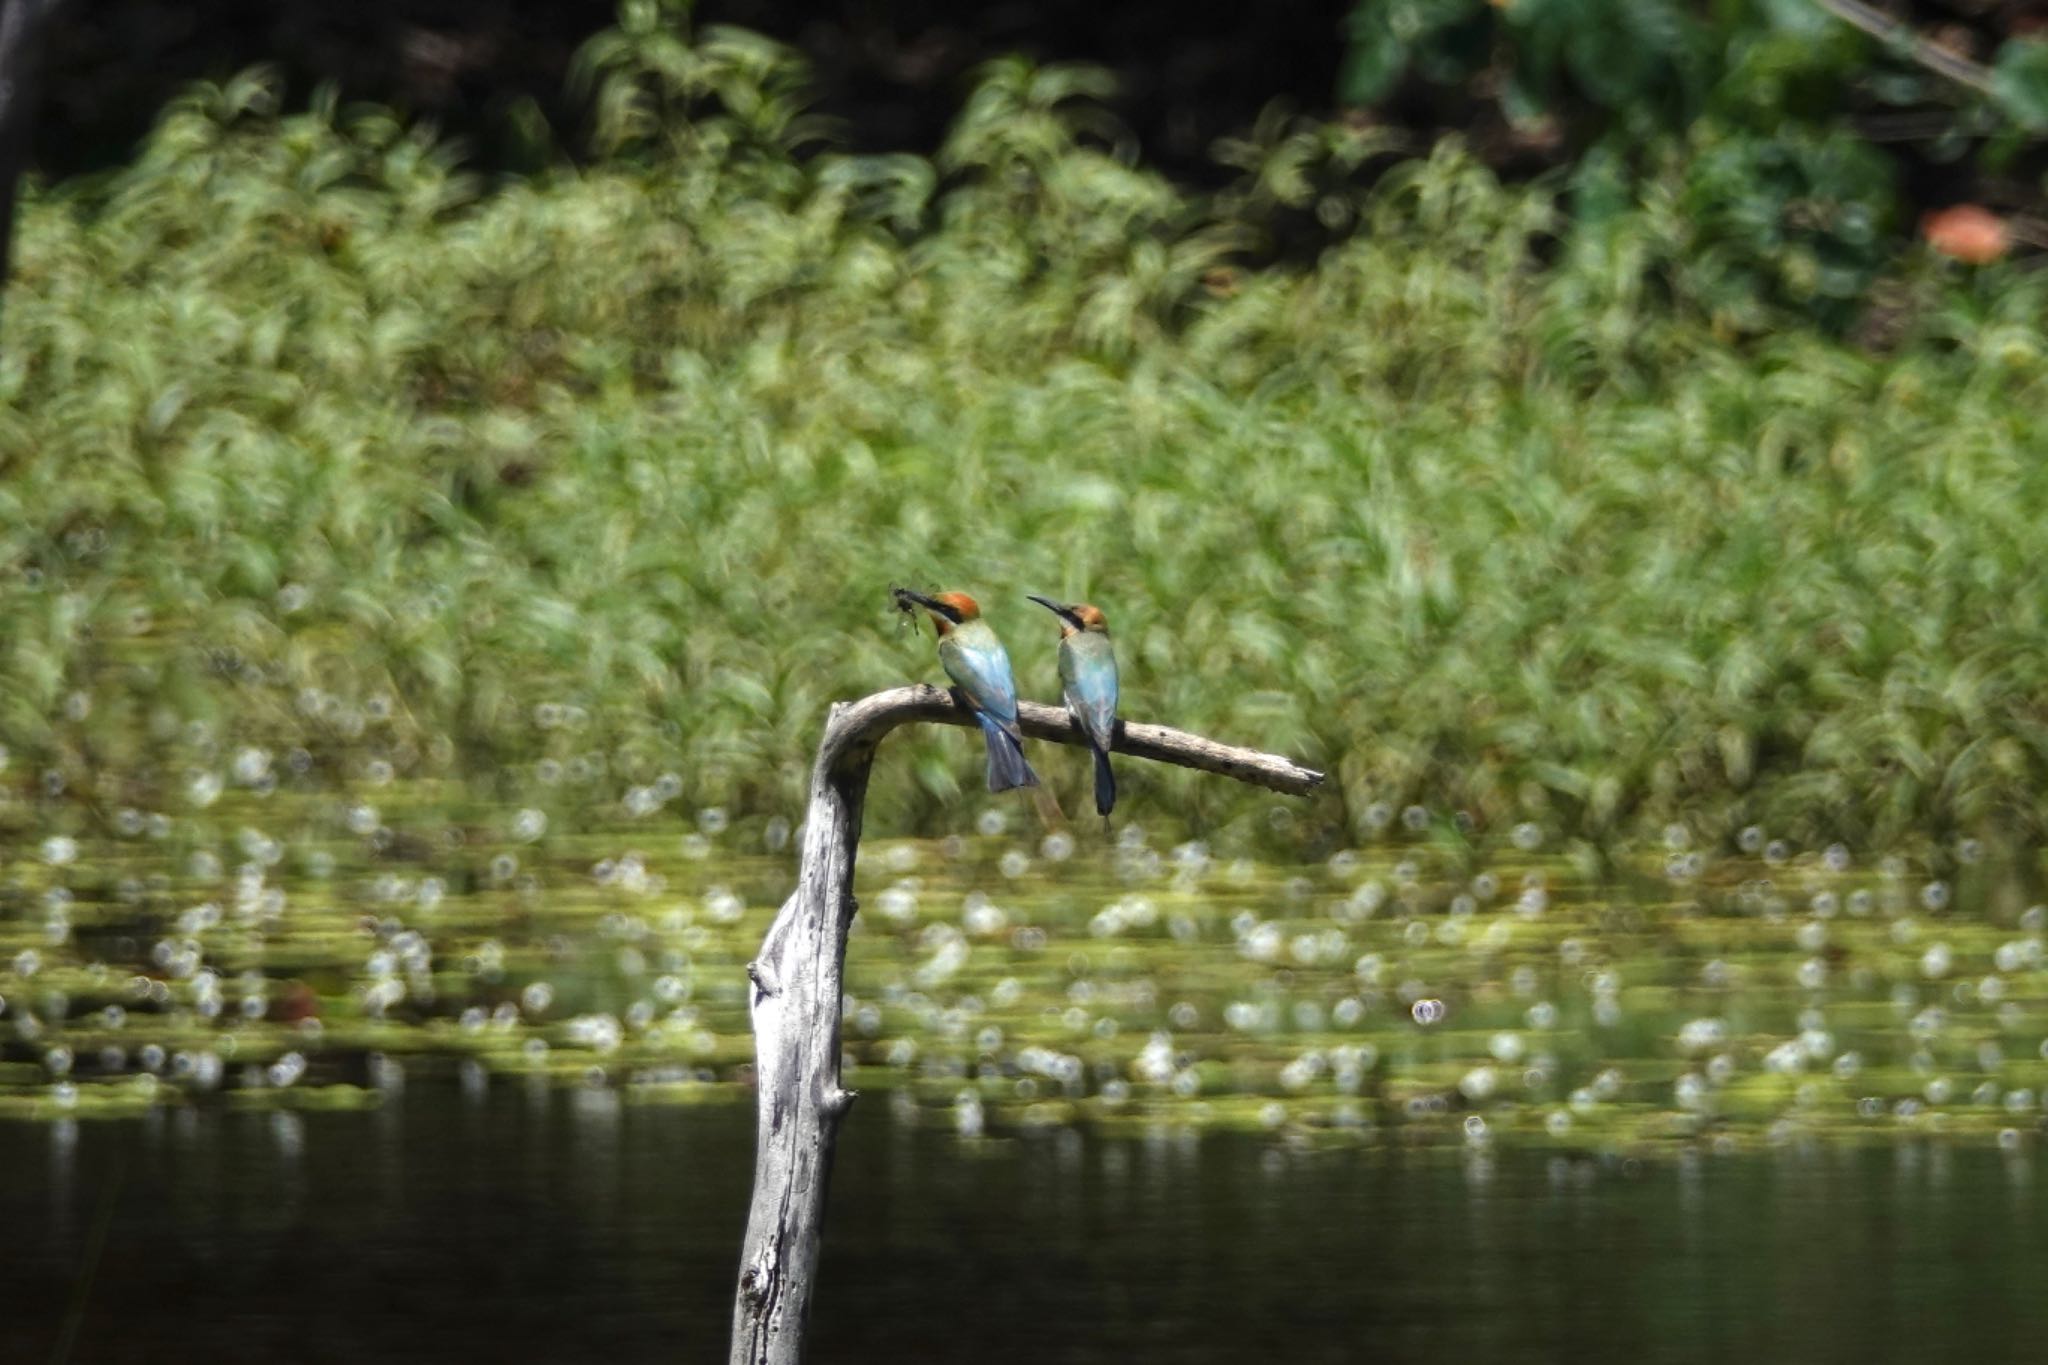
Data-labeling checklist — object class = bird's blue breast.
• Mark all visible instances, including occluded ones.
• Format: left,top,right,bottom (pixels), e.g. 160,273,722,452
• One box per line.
939,627,1021,730
1060,634,1119,750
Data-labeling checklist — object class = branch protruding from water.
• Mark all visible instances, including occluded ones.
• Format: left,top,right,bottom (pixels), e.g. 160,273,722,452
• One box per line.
728,684,1322,1365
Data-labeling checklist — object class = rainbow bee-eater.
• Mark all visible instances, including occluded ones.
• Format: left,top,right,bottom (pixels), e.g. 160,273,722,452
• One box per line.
896,589,1039,792
1027,596,1119,817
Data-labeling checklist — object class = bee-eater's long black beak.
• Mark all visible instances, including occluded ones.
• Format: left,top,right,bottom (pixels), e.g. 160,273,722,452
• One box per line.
896,587,963,623
1027,594,1088,632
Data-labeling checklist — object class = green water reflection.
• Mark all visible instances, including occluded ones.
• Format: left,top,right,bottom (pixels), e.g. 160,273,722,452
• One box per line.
2,788,2046,1149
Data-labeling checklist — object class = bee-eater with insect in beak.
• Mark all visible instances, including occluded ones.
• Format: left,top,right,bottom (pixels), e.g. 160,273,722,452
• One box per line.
896,589,1039,792
1027,596,1119,817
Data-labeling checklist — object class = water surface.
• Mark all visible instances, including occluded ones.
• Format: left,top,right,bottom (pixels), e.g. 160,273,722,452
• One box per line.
3,1087,2044,1363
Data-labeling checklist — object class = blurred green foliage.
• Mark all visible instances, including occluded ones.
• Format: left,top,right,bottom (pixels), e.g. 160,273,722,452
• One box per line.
3,8,2047,861
1993,38,2048,133
1339,0,2046,327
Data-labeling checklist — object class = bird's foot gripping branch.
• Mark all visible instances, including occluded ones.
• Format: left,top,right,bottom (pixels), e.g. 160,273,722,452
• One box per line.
729,685,1322,1365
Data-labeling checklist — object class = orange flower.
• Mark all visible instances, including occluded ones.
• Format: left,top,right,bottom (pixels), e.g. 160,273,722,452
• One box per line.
1921,204,2010,264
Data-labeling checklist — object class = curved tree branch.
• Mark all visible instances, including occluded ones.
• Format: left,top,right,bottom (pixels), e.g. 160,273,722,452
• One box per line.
729,685,1322,1365
812,683,1325,794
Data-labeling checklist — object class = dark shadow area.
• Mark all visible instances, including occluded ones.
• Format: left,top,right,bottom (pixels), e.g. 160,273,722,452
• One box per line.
32,0,1350,182
1,1088,2046,1364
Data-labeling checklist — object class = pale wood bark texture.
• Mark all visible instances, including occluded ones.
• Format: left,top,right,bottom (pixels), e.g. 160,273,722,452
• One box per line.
730,684,1324,1365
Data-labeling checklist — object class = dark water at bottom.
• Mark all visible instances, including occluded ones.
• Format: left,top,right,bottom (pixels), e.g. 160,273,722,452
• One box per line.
2,1086,2044,1364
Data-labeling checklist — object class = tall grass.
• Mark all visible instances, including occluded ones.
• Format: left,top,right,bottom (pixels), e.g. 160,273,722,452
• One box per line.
4,13,2048,858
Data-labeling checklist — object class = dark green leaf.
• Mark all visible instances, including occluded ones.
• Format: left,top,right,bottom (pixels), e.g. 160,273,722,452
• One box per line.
1992,38,2048,132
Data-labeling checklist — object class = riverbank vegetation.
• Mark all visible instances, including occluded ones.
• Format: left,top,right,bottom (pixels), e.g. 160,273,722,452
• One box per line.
5,10,2048,863
4,7,2048,1147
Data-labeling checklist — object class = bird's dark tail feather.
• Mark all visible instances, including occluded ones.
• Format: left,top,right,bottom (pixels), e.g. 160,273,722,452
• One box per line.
981,720,1038,793
1091,745,1116,817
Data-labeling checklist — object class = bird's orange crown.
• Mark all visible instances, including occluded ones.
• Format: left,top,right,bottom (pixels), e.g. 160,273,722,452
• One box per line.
921,590,980,634
1027,594,1109,636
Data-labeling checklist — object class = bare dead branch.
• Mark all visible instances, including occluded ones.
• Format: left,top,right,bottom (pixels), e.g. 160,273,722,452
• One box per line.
729,686,1322,1364
811,683,1325,795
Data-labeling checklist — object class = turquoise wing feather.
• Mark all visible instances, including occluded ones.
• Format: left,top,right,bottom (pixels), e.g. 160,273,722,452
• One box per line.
1058,631,1118,752
938,622,1023,737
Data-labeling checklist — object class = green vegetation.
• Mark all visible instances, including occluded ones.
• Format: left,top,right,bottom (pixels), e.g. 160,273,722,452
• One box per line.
8,16,2047,858
2,8,2048,1146
1341,0,2048,326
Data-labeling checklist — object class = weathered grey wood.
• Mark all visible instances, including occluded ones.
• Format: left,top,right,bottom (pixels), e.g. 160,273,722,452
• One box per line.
730,684,1323,1365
